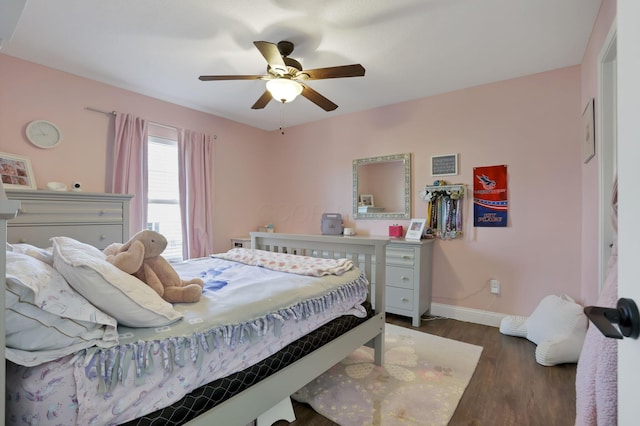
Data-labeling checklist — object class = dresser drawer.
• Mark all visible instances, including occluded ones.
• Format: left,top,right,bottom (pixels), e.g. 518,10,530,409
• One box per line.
13,200,124,225
386,265,415,289
386,286,414,310
386,245,415,267
8,224,124,250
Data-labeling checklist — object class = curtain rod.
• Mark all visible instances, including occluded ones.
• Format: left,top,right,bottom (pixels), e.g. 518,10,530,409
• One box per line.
85,106,178,131
86,106,116,116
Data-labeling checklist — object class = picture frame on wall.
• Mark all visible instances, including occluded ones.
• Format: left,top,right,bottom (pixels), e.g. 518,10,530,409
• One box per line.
431,153,458,176
405,218,426,240
582,98,595,163
359,194,374,206
0,152,37,190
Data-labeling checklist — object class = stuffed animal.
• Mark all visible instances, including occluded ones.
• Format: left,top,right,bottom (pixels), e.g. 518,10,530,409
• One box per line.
104,230,204,303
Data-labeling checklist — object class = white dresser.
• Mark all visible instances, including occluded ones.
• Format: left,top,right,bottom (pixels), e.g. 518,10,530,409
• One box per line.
385,239,434,327
6,190,132,249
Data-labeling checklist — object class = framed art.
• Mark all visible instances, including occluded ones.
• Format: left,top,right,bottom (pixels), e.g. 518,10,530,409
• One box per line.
582,98,595,163
359,194,374,206
431,154,458,176
405,218,426,240
0,152,37,190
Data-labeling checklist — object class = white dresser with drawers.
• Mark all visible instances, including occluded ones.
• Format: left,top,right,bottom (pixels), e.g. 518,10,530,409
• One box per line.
385,238,434,327
6,190,132,249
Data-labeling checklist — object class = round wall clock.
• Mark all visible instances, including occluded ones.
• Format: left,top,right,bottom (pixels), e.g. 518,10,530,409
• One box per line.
25,120,62,149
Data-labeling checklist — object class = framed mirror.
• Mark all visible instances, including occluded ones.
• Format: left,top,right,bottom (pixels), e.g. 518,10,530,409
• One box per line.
353,153,411,220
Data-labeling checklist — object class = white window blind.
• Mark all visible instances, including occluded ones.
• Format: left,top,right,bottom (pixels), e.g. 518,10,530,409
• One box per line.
147,136,183,262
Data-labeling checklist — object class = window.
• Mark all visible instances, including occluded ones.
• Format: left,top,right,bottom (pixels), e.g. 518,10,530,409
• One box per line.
147,136,183,262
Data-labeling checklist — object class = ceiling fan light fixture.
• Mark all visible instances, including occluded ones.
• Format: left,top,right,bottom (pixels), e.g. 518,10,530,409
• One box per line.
266,78,302,103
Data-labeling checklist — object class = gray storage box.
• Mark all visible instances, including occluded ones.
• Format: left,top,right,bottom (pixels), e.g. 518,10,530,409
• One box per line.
321,213,343,235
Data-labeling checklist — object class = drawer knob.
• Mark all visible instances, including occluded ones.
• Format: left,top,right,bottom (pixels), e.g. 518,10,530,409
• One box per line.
402,276,410,281
100,234,106,240
401,297,409,303
402,255,411,259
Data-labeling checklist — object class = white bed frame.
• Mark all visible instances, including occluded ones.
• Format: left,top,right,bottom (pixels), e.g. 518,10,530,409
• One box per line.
1,198,387,426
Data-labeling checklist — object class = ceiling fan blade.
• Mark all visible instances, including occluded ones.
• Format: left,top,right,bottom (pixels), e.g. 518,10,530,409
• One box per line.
251,90,272,109
301,64,365,80
199,75,266,81
300,84,338,111
253,41,287,74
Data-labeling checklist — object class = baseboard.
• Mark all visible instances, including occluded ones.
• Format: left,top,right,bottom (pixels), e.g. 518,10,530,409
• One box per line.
429,303,506,328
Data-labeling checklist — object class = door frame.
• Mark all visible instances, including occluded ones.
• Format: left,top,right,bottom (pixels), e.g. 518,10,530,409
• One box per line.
598,21,617,292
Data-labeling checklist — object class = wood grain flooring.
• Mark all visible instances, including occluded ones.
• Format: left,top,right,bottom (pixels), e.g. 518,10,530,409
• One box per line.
275,314,577,426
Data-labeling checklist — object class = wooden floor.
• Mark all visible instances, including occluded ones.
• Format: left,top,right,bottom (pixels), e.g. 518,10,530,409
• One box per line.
276,314,577,426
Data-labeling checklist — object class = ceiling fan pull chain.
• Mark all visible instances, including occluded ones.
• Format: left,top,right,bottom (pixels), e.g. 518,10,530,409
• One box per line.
280,101,286,135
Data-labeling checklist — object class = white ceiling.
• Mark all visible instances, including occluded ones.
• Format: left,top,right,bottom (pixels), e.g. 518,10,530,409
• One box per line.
2,0,602,131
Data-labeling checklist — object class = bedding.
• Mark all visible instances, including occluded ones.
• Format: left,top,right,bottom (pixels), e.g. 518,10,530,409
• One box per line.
5,250,369,425
7,242,53,265
213,247,354,276
51,236,184,327
5,251,118,366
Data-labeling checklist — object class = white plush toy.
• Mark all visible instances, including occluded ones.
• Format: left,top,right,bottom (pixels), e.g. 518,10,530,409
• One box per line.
499,294,588,366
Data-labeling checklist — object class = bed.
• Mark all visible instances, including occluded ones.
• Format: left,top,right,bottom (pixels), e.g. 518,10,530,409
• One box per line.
1,194,387,426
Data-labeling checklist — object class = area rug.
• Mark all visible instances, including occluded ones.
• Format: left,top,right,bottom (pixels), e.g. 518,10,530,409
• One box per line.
292,324,483,426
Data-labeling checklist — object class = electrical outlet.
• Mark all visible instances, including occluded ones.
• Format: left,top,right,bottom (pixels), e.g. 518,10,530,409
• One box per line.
490,279,500,294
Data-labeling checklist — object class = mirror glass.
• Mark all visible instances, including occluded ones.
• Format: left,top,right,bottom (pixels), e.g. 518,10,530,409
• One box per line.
353,153,411,220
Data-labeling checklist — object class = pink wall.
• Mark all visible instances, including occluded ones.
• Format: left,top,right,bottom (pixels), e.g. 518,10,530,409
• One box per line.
2,42,595,316
0,54,272,252
580,0,617,306
263,67,583,315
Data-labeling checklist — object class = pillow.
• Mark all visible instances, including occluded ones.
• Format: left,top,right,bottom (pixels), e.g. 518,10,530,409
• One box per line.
526,294,586,343
500,294,588,366
51,236,183,327
10,242,54,265
526,294,587,366
499,315,528,337
5,251,118,366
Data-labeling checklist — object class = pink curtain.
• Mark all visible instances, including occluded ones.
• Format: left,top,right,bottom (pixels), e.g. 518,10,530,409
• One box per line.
177,129,214,259
111,113,148,235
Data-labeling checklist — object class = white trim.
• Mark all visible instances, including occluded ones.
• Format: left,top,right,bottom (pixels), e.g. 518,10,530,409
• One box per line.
597,19,617,293
430,302,506,327
148,135,176,146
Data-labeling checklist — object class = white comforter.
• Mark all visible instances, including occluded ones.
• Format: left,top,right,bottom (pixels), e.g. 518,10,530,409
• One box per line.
6,256,369,426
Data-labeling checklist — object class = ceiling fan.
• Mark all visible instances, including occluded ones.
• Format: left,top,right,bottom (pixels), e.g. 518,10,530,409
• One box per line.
199,41,365,112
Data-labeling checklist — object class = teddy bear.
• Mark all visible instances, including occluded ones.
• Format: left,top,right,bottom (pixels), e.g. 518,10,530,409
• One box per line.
104,230,204,303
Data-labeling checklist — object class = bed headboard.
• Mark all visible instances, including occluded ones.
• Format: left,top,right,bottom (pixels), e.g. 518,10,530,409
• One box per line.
251,232,388,315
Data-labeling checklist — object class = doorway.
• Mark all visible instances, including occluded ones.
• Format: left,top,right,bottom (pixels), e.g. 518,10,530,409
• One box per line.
598,23,617,292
